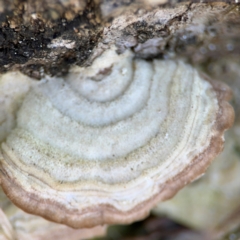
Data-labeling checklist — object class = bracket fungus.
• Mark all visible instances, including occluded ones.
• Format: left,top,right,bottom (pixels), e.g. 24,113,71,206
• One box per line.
0,48,234,229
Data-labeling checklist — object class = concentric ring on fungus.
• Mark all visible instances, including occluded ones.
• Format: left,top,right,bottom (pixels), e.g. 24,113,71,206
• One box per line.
0,48,234,228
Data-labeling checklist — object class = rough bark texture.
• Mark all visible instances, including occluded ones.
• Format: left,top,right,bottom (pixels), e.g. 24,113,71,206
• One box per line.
0,0,102,78
0,0,239,79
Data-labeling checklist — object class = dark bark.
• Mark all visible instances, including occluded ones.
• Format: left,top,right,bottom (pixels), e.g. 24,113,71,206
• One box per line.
0,0,102,78
0,0,239,80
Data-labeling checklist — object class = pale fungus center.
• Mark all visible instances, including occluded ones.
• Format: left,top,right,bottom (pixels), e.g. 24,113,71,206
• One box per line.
0,47,234,228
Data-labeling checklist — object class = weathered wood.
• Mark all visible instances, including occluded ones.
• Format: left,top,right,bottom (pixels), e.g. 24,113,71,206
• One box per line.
0,1,239,79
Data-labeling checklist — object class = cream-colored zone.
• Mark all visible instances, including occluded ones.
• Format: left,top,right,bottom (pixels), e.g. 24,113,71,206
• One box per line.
0,48,219,223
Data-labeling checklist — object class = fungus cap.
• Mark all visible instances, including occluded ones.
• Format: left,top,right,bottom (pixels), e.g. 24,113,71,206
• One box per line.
0,48,234,228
